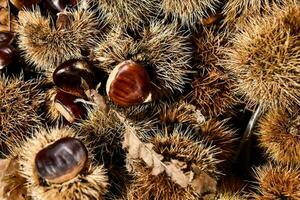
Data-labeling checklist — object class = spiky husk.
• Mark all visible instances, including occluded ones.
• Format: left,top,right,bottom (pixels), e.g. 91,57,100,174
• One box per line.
106,97,164,126
0,75,43,153
252,164,300,199
77,106,124,156
160,0,220,26
95,22,192,97
198,120,237,164
159,100,205,127
18,127,108,200
192,27,231,73
159,101,237,164
77,107,132,197
186,69,237,119
258,106,300,165
126,126,221,200
44,88,63,124
187,28,237,118
17,7,100,71
216,192,247,200
222,0,293,26
97,0,158,29
218,175,248,198
221,3,300,110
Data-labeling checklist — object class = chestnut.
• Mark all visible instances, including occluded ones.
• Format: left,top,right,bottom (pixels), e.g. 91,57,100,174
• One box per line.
10,0,40,10
106,60,152,107
45,0,78,12
56,12,73,30
54,90,87,123
53,59,96,97
202,13,224,26
0,44,15,70
0,32,14,45
35,137,88,184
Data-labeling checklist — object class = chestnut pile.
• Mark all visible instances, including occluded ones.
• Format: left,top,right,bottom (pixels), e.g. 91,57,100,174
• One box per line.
0,0,299,200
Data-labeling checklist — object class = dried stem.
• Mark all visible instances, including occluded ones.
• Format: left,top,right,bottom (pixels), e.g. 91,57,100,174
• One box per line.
234,104,263,163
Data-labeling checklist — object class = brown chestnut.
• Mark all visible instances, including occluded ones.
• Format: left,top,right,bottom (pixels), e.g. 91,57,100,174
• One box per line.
202,13,223,26
56,12,73,30
45,0,78,12
54,90,87,123
35,137,88,184
106,60,152,107
0,44,15,70
0,32,14,45
53,59,96,97
10,0,40,10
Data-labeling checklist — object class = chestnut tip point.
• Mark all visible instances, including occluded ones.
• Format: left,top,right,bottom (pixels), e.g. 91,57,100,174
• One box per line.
106,60,152,107
35,137,88,184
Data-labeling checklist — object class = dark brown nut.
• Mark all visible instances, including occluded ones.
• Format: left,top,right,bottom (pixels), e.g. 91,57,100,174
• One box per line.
106,60,152,107
0,44,15,70
53,59,96,98
0,31,14,45
10,0,40,10
54,90,87,123
45,0,78,12
35,137,88,184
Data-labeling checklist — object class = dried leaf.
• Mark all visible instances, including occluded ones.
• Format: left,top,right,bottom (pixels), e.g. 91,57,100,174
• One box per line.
191,172,217,195
0,159,10,176
0,0,7,8
80,77,89,92
0,159,12,200
164,160,190,187
0,158,28,200
0,0,9,32
0,7,8,24
122,122,217,194
184,103,206,125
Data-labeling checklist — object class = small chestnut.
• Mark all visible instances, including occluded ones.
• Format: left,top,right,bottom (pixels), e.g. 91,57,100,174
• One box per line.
54,90,87,123
10,0,40,10
202,13,224,26
53,59,96,97
56,12,74,30
35,137,88,184
45,0,78,12
106,60,152,107
0,32,14,45
0,44,15,70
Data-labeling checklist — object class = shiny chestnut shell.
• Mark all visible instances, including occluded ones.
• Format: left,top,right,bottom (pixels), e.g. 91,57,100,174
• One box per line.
0,44,15,70
54,90,87,123
45,0,78,12
106,60,152,107
53,59,96,97
35,137,88,184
